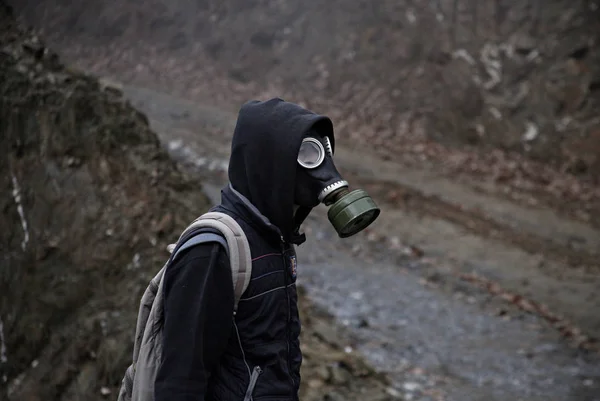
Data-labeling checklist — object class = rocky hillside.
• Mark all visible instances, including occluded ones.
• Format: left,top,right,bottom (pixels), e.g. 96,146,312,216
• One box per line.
0,3,393,400
10,0,600,178
9,0,600,227
0,2,211,399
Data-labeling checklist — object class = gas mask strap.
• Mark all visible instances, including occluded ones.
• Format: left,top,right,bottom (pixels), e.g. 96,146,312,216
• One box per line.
290,232,306,245
290,206,312,245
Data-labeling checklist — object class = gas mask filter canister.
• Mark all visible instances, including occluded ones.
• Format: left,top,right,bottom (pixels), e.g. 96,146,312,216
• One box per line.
297,136,380,238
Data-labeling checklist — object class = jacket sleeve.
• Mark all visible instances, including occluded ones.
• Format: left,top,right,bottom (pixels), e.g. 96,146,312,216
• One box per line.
155,241,234,401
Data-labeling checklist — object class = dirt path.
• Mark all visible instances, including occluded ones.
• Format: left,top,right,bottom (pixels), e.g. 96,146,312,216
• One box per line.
113,82,600,401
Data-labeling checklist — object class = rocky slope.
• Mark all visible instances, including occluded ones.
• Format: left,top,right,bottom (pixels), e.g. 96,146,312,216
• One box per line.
0,2,211,398
0,3,393,400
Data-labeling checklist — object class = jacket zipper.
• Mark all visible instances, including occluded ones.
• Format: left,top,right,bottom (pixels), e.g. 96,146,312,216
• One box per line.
243,365,263,401
280,236,296,394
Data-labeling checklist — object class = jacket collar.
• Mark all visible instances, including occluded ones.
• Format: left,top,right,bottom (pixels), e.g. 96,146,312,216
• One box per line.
220,183,285,245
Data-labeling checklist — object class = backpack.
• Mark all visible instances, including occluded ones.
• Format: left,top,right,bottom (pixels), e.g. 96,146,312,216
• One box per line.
117,211,252,401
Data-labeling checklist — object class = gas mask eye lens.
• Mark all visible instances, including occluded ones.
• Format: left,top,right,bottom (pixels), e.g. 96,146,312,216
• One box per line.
298,137,325,169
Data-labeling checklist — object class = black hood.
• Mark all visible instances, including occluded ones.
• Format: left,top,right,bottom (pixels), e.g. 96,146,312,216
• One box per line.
227,98,335,243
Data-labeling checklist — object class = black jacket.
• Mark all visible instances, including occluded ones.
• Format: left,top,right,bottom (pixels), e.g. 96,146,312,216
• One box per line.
155,98,335,401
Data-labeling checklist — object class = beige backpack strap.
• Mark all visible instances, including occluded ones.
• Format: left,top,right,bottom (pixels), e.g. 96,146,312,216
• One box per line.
167,211,252,312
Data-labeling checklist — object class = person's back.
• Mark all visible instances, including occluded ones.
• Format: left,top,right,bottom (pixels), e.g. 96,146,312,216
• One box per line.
152,98,380,401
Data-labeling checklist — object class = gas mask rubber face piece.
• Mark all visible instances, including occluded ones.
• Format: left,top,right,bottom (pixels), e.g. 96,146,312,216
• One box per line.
294,134,380,238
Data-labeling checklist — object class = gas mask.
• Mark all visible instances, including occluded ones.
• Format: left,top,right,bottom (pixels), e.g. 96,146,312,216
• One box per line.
294,134,380,238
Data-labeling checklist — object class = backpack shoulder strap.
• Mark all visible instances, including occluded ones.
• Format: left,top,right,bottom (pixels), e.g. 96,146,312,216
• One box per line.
173,232,228,259
168,211,252,312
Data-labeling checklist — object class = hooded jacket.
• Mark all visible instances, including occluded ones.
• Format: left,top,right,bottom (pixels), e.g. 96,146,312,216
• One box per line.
155,98,335,401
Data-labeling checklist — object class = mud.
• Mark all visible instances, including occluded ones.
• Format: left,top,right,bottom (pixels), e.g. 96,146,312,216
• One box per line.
121,82,600,337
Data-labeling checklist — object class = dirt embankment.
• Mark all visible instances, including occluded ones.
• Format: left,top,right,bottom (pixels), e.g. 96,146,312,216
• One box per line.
0,2,210,398
0,4,393,400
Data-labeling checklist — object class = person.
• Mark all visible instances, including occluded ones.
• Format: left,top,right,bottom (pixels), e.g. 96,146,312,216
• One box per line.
154,98,379,401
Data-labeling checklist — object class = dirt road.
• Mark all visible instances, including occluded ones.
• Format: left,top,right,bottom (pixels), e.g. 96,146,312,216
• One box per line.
108,82,600,401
